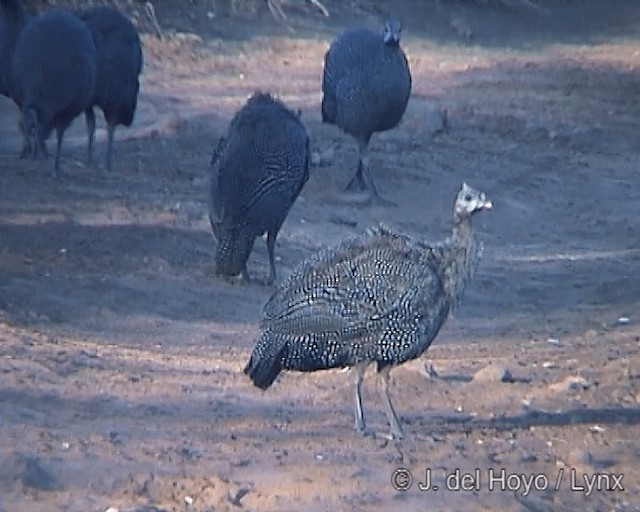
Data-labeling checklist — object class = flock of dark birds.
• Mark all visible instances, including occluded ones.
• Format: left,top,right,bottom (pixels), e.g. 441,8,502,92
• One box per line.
1,1,492,439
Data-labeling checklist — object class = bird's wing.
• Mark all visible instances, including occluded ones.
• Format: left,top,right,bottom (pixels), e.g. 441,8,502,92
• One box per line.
262,226,438,339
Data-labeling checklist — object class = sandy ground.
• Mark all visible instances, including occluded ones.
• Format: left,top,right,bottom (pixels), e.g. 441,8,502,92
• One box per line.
1,1,640,511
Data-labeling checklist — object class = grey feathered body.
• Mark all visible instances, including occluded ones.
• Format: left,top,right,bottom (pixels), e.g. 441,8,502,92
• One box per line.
322,27,411,140
210,92,310,279
246,222,483,389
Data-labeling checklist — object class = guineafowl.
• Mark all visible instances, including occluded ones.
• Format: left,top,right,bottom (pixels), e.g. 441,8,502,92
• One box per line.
78,6,143,171
209,92,310,285
322,19,411,205
0,0,29,99
10,9,96,176
245,183,492,439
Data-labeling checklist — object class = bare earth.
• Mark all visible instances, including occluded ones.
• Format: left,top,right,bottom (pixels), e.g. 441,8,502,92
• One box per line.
1,1,640,511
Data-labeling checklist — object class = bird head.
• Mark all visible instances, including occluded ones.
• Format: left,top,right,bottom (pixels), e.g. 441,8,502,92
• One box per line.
383,19,402,45
453,182,492,223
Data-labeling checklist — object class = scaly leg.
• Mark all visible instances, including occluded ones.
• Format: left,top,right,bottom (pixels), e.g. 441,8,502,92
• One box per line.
346,137,395,206
52,125,65,178
352,361,369,433
266,229,278,286
379,365,404,439
85,108,95,165
105,122,116,172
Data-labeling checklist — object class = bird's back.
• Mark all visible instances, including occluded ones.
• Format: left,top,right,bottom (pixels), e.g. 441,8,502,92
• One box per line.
257,225,450,373
322,27,411,138
210,93,310,275
79,7,142,126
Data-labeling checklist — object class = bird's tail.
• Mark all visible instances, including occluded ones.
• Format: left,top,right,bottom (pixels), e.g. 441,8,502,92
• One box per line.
243,331,288,390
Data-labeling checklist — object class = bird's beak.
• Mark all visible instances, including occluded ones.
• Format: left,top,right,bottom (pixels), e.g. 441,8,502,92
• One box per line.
480,194,492,210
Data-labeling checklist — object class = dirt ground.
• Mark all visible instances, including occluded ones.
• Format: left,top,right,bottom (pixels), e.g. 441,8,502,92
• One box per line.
1,0,640,511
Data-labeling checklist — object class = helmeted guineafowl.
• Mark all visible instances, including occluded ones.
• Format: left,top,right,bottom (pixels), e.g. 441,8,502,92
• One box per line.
245,183,492,439
10,8,96,176
209,92,310,285
78,6,143,171
0,0,29,100
321,19,411,205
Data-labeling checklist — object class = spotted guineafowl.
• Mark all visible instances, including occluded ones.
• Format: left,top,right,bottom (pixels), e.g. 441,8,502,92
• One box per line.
209,92,310,285
78,6,143,171
245,183,492,439
10,9,96,176
0,0,29,99
322,19,411,205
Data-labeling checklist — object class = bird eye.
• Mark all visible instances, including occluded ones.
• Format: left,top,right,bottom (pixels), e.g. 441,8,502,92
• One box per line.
464,194,472,202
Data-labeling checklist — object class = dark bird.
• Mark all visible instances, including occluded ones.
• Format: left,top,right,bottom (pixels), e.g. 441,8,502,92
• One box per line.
0,0,29,99
10,8,96,176
245,183,492,439
321,19,412,205
209,92,310,285
78,6,143,171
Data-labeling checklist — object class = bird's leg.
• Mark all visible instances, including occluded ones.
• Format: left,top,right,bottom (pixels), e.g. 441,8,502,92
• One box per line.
346,137,396,206
105,122,115,172
379,365,405,439
352,361,368,433
52,126,64,178
85,108,95,166
266,229,277,286
346,138,369,192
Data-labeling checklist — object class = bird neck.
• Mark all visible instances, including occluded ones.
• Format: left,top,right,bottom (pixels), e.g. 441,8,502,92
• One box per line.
441,216,481,308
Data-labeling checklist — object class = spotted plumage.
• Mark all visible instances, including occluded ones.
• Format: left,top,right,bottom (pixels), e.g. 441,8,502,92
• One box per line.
245,183,492,439
209,92,310,284
321,19,412,204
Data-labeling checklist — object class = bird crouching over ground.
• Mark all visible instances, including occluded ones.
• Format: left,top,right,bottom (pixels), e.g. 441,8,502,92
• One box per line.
78,6,143,172
245,183,492,439
209,92,310,285
10,8,96,176
321,19,411,205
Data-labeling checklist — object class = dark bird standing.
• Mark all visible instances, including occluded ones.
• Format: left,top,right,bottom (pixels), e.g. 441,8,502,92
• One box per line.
10,8,96,176
321,20,412,205
78,6,143,171
209,92,310,285
0,0,29,99
245,183,492,439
